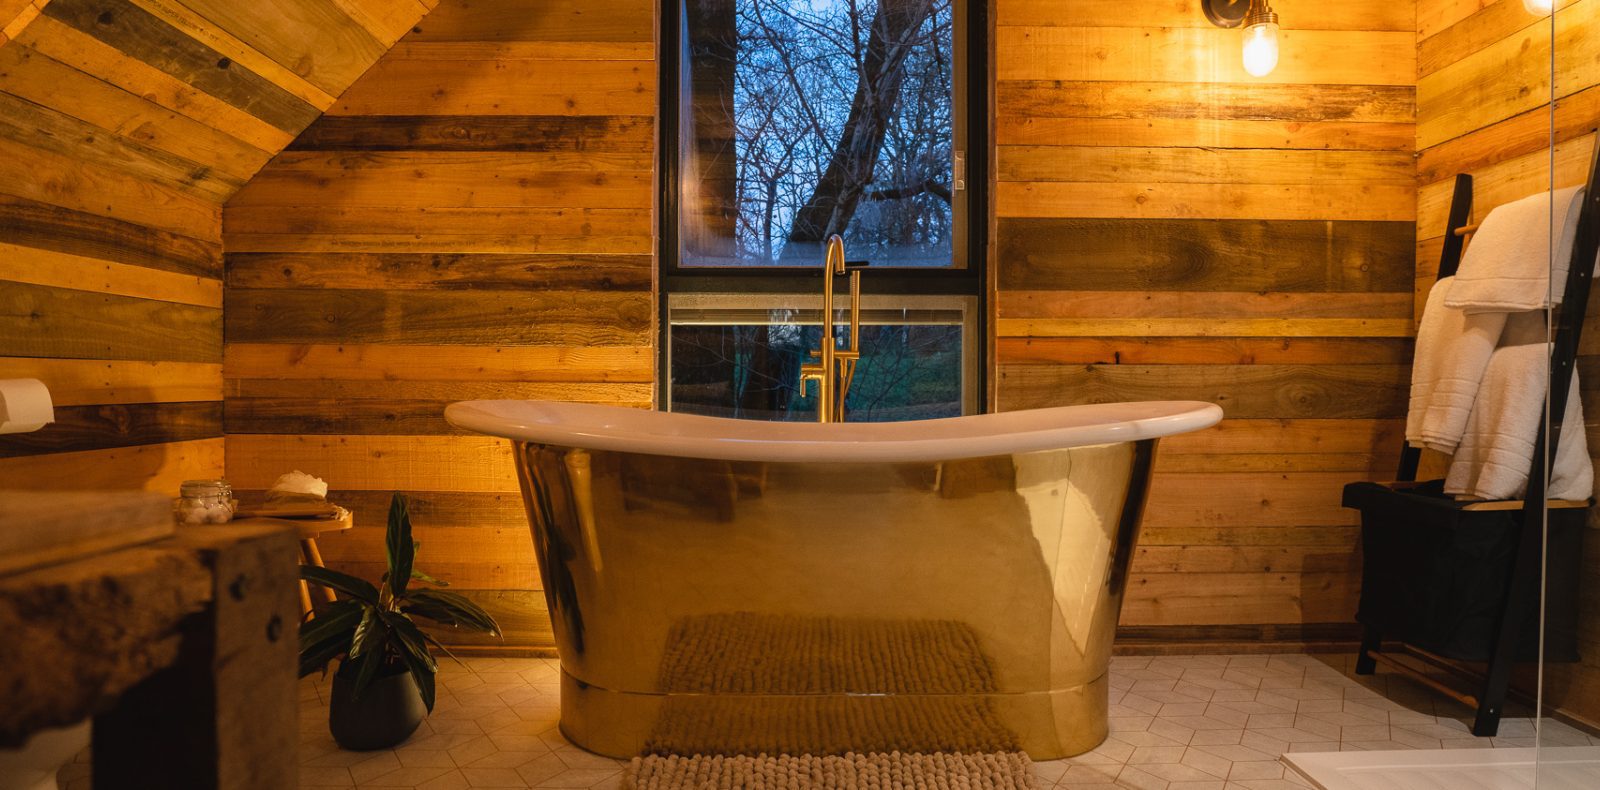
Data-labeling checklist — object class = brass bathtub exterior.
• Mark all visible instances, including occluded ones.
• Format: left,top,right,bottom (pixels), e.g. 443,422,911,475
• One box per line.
512,439,1158,760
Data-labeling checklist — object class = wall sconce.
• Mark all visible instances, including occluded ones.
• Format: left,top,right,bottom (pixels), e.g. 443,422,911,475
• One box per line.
1523,0,1553,14
1204,0,1280,78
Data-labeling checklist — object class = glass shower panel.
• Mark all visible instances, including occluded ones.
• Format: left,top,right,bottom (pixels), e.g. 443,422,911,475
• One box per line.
1539,0,1599,786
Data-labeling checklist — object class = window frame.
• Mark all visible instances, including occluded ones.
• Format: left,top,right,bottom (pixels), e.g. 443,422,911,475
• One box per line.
657,0,990,409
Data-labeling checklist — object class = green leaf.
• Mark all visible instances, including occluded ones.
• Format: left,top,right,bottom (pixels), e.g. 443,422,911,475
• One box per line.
402,589,500,635
416,628,471,671
349,638,388,701
382,613,437,712
405,653,437,713
386,493,414,598
297,600,365,677
298,600,363,651
382,612,439,674
409,568,448,587
299,636,349,679
349,607,383,659
300,565,379,604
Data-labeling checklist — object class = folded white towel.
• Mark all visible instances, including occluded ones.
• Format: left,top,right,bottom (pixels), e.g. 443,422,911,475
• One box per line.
1445,186,1585,314
1444,311,1593,501
1405,276,1507,454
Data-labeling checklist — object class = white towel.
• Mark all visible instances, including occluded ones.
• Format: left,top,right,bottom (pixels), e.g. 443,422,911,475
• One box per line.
1445,186,1585,314
1444,311,1593,501
1405,276,1507,454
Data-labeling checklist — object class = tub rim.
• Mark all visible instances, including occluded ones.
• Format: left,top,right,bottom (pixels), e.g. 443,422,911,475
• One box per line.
444,399,1222,463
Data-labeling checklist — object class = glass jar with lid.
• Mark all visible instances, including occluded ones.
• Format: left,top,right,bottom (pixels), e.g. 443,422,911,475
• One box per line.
175,479,235,525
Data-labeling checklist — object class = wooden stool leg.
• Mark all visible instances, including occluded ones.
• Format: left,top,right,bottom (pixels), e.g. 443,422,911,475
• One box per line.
297,542,314,619
301,538,337,604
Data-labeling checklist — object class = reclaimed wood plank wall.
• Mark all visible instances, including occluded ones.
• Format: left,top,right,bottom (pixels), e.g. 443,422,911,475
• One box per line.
220,0,656,648
0,0,432,491
991,0,1419,642
1416,0,1600,730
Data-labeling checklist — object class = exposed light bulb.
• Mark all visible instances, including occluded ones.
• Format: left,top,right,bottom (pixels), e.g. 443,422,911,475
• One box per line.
1241,21,1279,77
1523,0,1554,14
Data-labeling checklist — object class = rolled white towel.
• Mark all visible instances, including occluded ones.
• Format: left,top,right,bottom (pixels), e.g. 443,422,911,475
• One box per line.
1405,276,1507,454
1445,311,1593,501
1445,186,1585,314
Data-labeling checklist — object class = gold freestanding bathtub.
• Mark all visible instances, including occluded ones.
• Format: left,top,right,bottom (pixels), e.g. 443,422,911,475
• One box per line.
444,400,1222,759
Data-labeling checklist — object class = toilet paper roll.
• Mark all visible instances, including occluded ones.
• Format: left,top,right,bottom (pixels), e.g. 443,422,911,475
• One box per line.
0,379,55,435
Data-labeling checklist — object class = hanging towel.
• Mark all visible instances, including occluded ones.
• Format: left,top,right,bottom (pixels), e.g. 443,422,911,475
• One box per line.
1405,276,1507,454
1444,311,1594,501
1445,186,1585,314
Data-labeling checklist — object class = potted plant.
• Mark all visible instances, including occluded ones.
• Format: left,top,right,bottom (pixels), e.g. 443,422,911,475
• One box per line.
297,493,500,750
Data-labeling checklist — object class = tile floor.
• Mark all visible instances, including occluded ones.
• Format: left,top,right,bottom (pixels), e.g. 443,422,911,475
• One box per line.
56,651,1599,790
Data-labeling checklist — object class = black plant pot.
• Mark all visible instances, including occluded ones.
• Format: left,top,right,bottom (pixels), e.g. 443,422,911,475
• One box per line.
328,661,428,751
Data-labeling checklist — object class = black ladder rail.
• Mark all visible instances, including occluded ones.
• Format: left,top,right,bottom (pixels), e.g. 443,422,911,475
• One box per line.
1396,173,1474,484
1472,130,1600,736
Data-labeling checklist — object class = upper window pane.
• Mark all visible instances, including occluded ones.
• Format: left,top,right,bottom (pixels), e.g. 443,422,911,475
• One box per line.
677,0,958,268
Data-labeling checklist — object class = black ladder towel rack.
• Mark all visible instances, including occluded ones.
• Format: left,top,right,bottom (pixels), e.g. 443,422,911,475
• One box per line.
1347,131,1600,737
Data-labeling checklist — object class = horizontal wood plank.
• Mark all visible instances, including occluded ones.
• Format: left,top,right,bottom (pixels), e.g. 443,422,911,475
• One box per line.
998,0,1416,32
0,358,221,406
228,151,653,209
1161,419,1404,457
331,58,653,117
1120,572,1358,625
0,194,220,278
999,291,1415,320
996,337,1413,366
224,252,650,292
998,146,1415,185
995,27,1415,86
996,117,1415,152
224,434,517,492
997,219,1415,293
1,282,221,362
222,207,651,252
223,288,651,346
998,318,1413,338
225,382,652,434
0,242,221,307
408,0,652,43
223,343,654,383
997,81,1416,125
286,115,653,152
997,364,1409,419
0,401,221,457
0,436,223,491
0,134,220,240
0,89,242,201
996,181,1415,222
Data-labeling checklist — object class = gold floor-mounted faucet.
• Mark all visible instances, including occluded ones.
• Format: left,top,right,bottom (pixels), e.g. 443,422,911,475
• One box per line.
799,234,861,423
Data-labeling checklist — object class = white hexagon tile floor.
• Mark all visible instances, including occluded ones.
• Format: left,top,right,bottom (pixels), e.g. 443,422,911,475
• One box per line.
58,651,1598,790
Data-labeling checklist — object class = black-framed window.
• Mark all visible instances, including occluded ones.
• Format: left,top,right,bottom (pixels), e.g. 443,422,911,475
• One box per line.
660,0,988,417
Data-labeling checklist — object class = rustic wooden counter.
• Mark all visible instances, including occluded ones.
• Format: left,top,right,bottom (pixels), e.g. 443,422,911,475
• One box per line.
0,522,299,789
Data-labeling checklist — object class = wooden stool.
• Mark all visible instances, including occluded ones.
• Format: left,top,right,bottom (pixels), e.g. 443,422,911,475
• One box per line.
234,508,353,620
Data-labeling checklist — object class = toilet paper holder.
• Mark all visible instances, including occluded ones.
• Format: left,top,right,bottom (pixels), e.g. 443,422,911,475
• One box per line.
0,379,55,435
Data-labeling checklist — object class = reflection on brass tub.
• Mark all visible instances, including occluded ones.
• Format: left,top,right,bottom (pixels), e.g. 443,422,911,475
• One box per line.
512,439,1159,760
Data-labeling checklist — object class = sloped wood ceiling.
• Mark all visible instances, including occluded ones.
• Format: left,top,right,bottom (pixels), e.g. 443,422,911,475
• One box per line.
0,0,437,490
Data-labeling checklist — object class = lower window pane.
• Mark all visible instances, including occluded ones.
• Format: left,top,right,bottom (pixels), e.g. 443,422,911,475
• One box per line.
667,295,973,421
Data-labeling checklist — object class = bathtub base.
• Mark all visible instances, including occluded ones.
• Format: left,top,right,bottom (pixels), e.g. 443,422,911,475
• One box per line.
557,670,1111,760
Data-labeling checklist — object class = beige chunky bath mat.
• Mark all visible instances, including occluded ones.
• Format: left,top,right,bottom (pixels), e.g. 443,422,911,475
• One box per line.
622,751,1038,790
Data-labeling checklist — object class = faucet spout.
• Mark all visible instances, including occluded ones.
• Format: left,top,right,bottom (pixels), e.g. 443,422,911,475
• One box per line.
806,235,862,423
